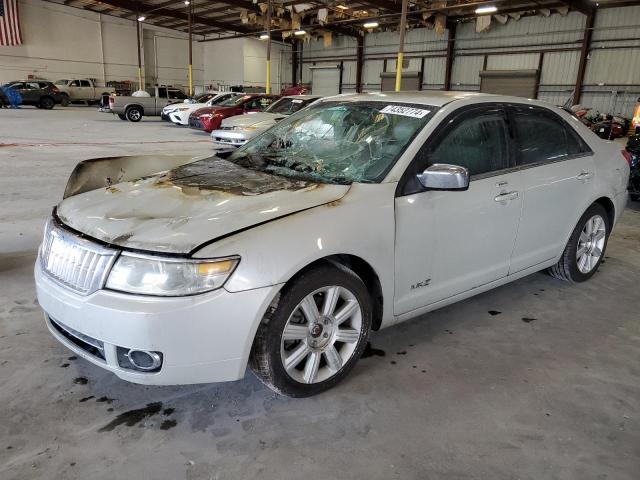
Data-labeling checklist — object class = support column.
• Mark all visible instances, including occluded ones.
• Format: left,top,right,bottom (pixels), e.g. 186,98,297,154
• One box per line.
136,14,143,91
356,34,364,93
395,0,409,92
265,0,272,94
291,40,298,87
188,0,193,96
573,10,595,105
444,21,456,91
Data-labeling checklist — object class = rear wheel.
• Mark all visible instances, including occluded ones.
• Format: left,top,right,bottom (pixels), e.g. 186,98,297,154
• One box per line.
125,106,143,122
40,96,55,109
250,264,372,397
548,203,609,282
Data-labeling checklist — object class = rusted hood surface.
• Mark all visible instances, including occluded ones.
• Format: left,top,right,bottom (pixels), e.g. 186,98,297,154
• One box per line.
56,157,350,254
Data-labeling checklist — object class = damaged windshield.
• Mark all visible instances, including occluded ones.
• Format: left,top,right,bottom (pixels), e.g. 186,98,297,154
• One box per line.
228,101,436,184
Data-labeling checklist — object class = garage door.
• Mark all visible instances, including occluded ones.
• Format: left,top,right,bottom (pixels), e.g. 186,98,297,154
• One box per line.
479,69,539,98
380,71,420,92
311,66,341,96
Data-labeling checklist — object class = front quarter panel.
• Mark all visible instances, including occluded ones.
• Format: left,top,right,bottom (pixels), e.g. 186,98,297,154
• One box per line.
193,182,397,327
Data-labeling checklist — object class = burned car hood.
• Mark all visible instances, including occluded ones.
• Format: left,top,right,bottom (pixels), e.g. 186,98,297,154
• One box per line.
221,112,284,129
56,158,350,254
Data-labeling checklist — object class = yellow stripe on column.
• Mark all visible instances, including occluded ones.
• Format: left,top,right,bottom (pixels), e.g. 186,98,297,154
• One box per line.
266,60,271,94
395,52,404,92
188,64,193,97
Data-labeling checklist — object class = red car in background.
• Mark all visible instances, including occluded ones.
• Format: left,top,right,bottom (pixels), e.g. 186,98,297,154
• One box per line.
189,94,279,132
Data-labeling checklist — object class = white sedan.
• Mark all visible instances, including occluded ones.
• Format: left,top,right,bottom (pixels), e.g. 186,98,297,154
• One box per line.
161,91,240,125
35,92,629,397
210,95,321,150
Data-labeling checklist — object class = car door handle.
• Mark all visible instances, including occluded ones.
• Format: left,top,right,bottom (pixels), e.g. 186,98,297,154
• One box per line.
494,191,519,202
576,171,594,181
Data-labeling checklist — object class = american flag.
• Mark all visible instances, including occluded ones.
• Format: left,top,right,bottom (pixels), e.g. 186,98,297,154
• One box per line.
0,0,23,46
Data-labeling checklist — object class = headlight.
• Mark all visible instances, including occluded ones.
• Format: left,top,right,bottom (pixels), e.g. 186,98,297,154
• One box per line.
105,253,239,296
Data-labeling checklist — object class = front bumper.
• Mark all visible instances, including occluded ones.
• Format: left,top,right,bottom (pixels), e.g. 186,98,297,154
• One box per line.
170,111,190,125
210,129,254,149
35,261,280,385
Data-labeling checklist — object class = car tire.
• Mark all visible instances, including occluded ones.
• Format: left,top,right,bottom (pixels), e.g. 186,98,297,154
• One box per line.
250,263,372,397
60,94,70,107
548,203,610,283
125,106,143,122
117,114,127,121
40,96,55,110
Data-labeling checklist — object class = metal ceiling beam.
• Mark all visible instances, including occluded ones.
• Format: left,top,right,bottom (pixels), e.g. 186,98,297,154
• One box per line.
359,0,401,11
92,0,253,33
559,0,595,14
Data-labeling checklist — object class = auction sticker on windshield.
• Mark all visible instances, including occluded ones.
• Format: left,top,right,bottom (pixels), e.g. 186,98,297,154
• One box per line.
380,105,430,118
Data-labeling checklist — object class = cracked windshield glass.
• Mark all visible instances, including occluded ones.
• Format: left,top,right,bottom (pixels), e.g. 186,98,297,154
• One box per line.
228,101,436,184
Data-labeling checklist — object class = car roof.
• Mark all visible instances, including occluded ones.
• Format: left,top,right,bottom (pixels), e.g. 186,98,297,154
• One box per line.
282,95,321,100
319,90,565,109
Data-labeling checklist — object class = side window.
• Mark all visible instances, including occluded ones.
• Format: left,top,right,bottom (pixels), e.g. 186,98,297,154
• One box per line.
157,87,168,98
70,80,81,87
27,82,40,89
80,80,91,87
429,111,510,176
513,110,587,165
168,89,185,99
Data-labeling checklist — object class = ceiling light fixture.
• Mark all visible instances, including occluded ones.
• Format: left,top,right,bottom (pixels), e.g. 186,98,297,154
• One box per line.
294,29,306,35
363,21,379,28
259,33,269,40
475,5,497,14
137,15,146,21
336,5,349,10
184,0,190,4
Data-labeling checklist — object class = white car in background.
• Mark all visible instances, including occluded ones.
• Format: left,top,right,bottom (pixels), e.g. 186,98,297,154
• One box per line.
162,91,240,125
35,92,629,397
211,95,321,150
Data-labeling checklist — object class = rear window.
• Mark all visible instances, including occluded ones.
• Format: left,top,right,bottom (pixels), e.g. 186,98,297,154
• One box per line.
266,97,318,115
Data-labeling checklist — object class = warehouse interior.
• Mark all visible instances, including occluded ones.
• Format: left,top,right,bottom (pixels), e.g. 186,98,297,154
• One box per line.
1,0,640,479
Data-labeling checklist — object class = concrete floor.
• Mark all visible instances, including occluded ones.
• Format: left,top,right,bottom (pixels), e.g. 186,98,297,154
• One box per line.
1,107,639,480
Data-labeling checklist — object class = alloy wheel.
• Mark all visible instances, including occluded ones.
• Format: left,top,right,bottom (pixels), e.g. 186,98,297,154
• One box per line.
576,214,606,274
280,286,362,385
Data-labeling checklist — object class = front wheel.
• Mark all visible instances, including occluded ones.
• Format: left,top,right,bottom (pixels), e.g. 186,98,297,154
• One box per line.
250,264,372,397
548,203,609,282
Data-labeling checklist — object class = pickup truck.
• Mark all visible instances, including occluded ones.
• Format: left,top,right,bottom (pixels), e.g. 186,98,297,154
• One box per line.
107,86,188,122
54,79,115,106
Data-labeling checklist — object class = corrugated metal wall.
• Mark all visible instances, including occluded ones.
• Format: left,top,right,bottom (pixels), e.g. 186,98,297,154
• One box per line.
298,5,640,116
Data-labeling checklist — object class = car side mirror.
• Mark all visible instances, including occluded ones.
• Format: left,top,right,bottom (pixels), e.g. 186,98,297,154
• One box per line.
417,164,470,191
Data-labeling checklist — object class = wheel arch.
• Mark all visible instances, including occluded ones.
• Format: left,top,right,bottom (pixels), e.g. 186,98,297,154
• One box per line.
593,196,615,229
269,254,385,331
125,103,144,115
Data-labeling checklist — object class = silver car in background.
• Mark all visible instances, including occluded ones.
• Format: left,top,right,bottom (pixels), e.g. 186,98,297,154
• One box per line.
211,95,321,151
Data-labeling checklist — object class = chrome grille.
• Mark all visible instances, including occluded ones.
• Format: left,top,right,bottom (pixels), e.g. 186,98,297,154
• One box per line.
40,219,119,295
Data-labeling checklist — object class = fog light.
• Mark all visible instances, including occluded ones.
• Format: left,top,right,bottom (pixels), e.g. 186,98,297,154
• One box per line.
128,350,162,370
116,346,163,372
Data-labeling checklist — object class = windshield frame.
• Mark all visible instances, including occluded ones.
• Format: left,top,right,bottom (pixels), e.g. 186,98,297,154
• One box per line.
227,100,438,185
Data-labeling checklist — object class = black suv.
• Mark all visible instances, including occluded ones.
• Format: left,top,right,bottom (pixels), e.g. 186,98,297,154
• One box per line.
2,81,64,109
